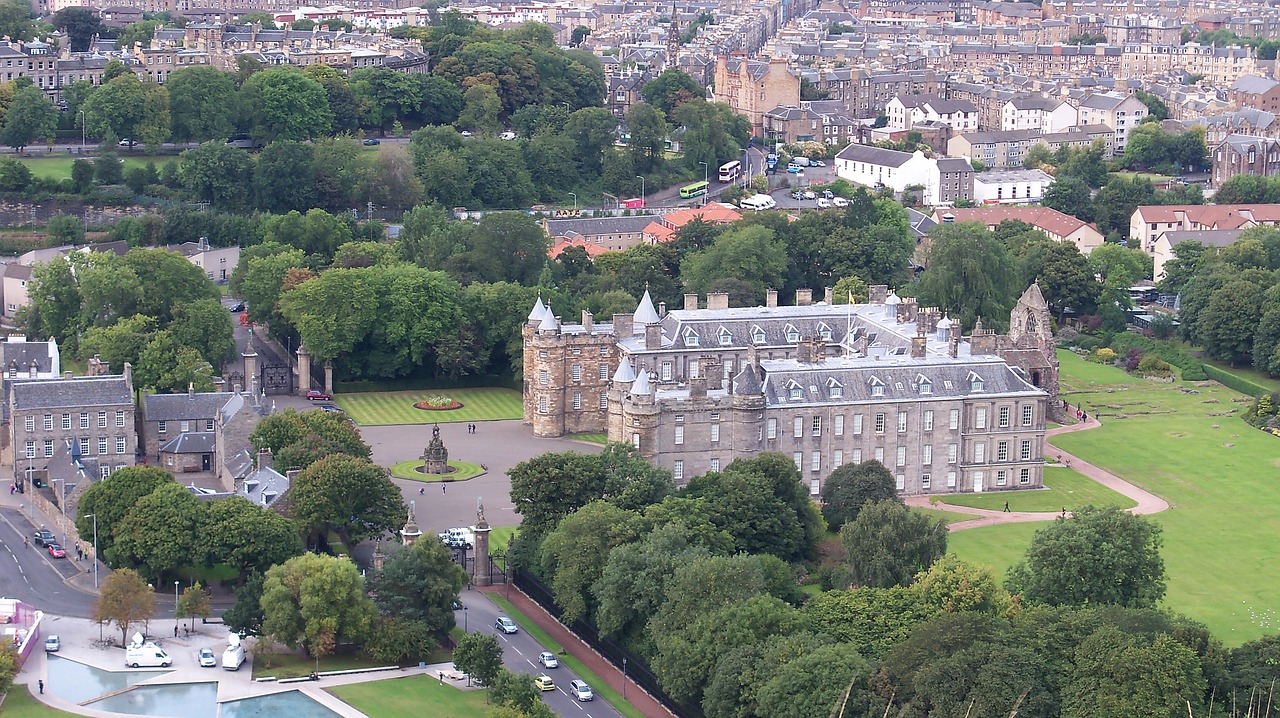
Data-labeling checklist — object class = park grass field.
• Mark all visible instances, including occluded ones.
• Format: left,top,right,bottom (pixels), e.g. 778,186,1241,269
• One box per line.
0,686,78,717
334,387,522,426
910,506,977,524
389,460,484,482
567,432,608,445
328,675,492,718
15,155,158,181
936,466,1136,513
949,349,1280,644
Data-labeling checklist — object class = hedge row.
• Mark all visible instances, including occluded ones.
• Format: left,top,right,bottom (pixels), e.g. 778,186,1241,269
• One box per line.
1202,364,1272,398
1106,333,1207,380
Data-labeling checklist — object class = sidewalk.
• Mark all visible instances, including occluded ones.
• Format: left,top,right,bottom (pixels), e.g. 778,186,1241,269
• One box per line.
478,584,675,718
906,415,1169,531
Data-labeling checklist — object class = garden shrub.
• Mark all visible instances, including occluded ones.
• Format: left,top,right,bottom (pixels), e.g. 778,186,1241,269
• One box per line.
1202,364,1271,398
1087,347,1117,364
1136,353,1172,378
1125,348,1144,373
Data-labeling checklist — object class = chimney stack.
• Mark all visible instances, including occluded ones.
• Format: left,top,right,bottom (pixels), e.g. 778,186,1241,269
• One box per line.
766,289,778,308
645,323,663,350
684,293,698,311
582,309,593,334
258,449,274,470
869,285,888,303
911,329,927,358
614,313,634,336
824,287,833,304
948,322,961,358
796,288,813,306
707,292,730,310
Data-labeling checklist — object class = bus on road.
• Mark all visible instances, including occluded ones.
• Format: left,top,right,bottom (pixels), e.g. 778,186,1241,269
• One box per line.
718,160,742,183
679,180,709,198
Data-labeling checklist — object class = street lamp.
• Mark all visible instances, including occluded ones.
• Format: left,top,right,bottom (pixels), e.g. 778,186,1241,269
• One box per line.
78,110,85,151
697,161,708,205
622,656,628,699
636,175,645,208
568,192,577,212
463,605,468,632
174,580,180,634
83,513,98,588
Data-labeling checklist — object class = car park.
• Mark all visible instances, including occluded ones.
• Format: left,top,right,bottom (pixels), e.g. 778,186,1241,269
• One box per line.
47,543,65,558
45,635,59,652
817,198,832,208
569,679,594,701
832,197,849,207
32,529,55,547
538,651,559,668
495,616,518,634
534,674,556,691
198,648,217,667
305,390,331,401
803,190,816,200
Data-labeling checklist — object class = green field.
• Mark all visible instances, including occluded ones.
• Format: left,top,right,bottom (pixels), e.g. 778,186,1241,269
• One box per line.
335,388,523,426
328,675,492,718
254,648,391,680
16,155,159,181
567,432,608,445
0,686,77,717
389,460,484,482
950,350,1280,644
910,506,977,524
937,467,1136,513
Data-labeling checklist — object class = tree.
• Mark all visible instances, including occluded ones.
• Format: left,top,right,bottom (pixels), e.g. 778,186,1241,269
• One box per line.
71,158,95,193
820,460,899,531
641,68,704,116
169,298,236,369
262,209,351,258
913,554,1011,615
80,315,155,373
804,585,939,657
368,540,467,634
456,84,501,135
1022,240,1100,319
571,24,590,45
675,100,750,175
197,497,302,581
541,501,639,625
754,643,871,718
364,615,438,664
508,451,607,536
1,85,56,151
489,668,553,713
680,225,788,304
110,482,201,581
1198,278,1266,365
261,553,377,657
45,213,84,244
916,221,1019,332
1134,89,1170,121
240,68,333,141
350,67,423,132
176,583,212,631
252,140,317,213
626,102,668,174
135,331,215,394
288,455,406,547
1006,505,1166,608
93,568,155,645
115,19,161,50
1063,627,1206,717
453,633,503,687
223,571,266,636
839,499,948,588
76,466,173,560
178,141,254,210
1040,176,1093,221
53,7,102,51
0,0,35,43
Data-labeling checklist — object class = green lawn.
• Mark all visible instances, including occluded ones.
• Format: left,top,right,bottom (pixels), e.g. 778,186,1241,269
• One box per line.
0,687,78,717
950,349,1280,644
567,433,609,445
328,675,492,718
936,467,1136,513
335,388,523,426
488,594,645,718
910,506,977,525
488,525,518,565
15,155,158,181
253,648,389,680
389,460,484,482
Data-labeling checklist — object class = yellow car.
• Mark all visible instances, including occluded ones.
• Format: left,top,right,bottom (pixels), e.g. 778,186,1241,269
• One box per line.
534,674,556,691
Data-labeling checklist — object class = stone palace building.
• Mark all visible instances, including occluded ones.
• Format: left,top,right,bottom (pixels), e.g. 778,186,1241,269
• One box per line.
522,285,1058,496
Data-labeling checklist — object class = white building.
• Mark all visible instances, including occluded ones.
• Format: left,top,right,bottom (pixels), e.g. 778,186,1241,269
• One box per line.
1000,96,1078,134
885,94,979,134
1076,91,1148,154
972,169,1055,205
835,145,974,206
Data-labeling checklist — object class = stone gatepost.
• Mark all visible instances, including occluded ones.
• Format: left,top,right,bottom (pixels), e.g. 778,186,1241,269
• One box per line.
296,344,311,396
242,347,257,392
400,502,422,546
324,360,334,396
473,499,492,587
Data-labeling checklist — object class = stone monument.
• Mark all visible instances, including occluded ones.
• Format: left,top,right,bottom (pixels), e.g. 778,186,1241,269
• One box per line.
473,497,492,587
422,424,449,475
400,502,422,546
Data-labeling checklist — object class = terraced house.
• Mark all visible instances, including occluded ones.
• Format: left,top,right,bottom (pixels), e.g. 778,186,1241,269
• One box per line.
523,285,1057,496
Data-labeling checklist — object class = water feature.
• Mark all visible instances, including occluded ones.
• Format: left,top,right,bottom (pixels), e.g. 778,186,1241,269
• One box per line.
45,654,168,705
220,690,344,718
89,682,219,718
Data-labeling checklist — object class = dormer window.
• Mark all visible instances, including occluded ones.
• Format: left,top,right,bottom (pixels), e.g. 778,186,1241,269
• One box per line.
785,324,800,342
827,378,844,398
817,322,832,341
968,371,985,392
684,330,699,347
917,374,933,394
790,386,803,400
869,376,885,397
752,326,766,344
718,327,732,346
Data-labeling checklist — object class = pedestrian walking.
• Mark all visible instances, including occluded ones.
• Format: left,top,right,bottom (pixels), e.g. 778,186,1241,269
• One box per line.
1062,507,1067,517
174,626,179,638
38,680,43,694
1003,501,1010,512
442,482,446,494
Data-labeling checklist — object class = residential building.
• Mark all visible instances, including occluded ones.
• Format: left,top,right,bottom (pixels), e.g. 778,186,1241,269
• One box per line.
607,71,651,121
972,168,1056,205
934,206,1105,254
7,367,136,487
1150,229,1244,282
523,285,1058,497
1211,134,1280,187
948,129,1042,168
1,264,31,321
1038,123,1116,156
141,389,234,475
1119,43,1258,86
1130,204,1280,278
885,94,979,133
167,239,240,284
1076,91,1148,153
712,54,800,136
641,203,743,244
835,145,973,206
1104,14,1183,45
1000,96,1078,133
1229,75,1280,114
762,101,860,145
0,338,60,386
543,215,656,255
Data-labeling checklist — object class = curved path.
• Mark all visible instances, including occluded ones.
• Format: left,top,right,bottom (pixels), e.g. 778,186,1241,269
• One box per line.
905,416,1170,531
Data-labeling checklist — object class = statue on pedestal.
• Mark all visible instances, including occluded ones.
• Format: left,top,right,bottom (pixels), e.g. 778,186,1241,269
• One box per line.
422,424,449,474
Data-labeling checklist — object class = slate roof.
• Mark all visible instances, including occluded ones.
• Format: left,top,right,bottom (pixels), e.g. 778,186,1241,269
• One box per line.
936,207,1099,239
936,158,974,173
1230,75,1280,95
755,356,1042,408
1159,229,1244,248
159,432,215,454
0,340,55,374
144,392,234,422
1218,133,1280,153
544,215,654,238
241,465,289,507
955,129,1042,145
11,376,131,410
835,144,915,168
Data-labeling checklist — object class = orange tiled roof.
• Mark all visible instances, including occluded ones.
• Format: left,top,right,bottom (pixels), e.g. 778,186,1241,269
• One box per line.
936,206,1099,238
548,236,612,258
1134,204,1280,227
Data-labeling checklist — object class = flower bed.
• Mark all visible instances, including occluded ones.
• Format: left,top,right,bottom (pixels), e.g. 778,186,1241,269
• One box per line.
414,396,464,411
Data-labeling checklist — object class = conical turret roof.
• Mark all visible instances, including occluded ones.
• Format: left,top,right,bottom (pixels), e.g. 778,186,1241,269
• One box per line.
634,289,661,328
631,370,651,395
613,356,637,383
527,295,546,322
538,304,557,331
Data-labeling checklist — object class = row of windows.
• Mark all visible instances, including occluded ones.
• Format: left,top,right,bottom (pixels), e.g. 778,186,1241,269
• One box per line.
786,452,1034,486
24,411,127,432
763,405,1035,439
541,363,611,385
157,419,215,433
25,436,128,458
539,393,608,413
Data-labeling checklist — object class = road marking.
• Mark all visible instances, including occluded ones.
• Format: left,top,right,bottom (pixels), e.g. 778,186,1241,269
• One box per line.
510,646,523,656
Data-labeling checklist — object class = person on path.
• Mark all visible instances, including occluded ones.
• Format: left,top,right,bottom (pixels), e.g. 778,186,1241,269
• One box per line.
1003,501,1010,512
38,680,43,694
1062,507,1067,517
442,482,446,494
419,487,425,495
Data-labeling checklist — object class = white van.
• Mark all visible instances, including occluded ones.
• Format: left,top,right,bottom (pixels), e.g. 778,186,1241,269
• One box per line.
222,634,246,671
740,194,777,211
125,633,171,668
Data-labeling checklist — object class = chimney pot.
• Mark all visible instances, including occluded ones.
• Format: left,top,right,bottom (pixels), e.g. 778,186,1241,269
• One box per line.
684,293,698,311
707,292,730,310
766,289,778,308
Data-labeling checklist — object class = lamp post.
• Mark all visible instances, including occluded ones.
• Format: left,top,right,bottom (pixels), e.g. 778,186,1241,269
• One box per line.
636,175,645,208
697,161,708,205
174,580,180,634
568,192,577,212
78,110,85,150
622,656,628,699
463,605,468,632
83,513,98,588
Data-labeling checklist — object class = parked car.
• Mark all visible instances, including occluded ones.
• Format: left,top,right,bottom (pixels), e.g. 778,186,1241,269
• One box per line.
230,302,245,313
305,390,331,401
832,197,850,207
499,131,517,141
822,189,834,199
803,190,816,200
569,679,594,701
495,616,518,634
811,160,826,167
47,543,65,558
198,648,217,667
789,191,803,200
451,599,463,611
362,138,380,146
817,198,832,209
439,527,475,549
786,166,801,174
44,635,59,652
538,651,559,669
32,529,55,547
460,130,474,137
534,674,556,691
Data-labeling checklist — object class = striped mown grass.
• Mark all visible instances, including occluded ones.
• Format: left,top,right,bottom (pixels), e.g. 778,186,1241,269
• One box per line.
334,387,522,426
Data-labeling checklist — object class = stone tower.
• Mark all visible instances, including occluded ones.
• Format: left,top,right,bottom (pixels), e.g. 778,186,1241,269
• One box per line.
998,283,1059,401
473,499,492,587
400,503,422,546
422,424,449,474
666,2,680,68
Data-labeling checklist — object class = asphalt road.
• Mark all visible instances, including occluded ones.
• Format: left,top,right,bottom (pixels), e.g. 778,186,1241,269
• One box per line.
461,588,622,718
0,506,96,618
